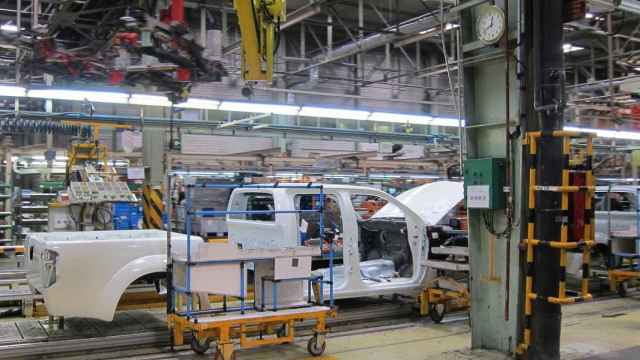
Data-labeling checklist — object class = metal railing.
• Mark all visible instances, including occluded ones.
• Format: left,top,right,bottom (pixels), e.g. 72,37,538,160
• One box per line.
165,175,335,320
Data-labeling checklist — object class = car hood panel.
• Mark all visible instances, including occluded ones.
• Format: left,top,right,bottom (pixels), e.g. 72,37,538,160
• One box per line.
372,181,464,226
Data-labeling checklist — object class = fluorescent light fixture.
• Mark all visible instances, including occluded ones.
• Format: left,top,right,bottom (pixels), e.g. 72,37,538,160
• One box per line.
15,85,467,129
563,44,584,53
370,112,433,125
419,23,459,35
368,113,463,127
324,174,359,178
564,125,640,140
0,85,26,97
175,98,220,110
129,94,172,107
445,23,460,31
0,24,18,32
268,172,303,178
299,106,370,120
219,101,300,115
28,89,129,104
431,117,465,127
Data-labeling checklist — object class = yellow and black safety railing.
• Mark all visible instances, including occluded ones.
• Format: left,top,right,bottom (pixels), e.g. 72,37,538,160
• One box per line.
0,245,24,256
518,131,596,354
143,185,164,229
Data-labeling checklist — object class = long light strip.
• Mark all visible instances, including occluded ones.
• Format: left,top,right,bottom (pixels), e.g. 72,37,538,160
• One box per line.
370,112,433,125
129,94,173,107
219,101,299,115
564,125,640,140
28,89,130,104
299,106,370,120
176,98,220,110
1,85,465,127
0,85,26,97
0,24,18,32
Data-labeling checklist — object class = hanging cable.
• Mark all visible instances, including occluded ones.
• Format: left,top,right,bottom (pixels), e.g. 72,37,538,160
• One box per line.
435,0,464,172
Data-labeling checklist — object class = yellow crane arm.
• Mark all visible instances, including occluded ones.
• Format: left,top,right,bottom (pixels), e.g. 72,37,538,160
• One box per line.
234,0,286,81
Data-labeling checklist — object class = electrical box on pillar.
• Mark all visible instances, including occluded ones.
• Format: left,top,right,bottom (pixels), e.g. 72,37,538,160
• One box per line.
463,158,507,210
234,0,286,81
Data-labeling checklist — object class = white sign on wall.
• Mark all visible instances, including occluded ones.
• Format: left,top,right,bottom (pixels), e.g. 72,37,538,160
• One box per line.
467,185,490,209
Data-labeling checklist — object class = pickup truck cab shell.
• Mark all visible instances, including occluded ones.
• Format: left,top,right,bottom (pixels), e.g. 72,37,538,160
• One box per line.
227,184,451,299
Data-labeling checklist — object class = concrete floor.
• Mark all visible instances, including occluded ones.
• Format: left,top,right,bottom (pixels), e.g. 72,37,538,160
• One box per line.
53,295,640,360
236,296,640,360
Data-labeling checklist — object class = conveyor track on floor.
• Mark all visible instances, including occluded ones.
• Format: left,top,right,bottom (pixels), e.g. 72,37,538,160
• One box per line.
0,300,416,359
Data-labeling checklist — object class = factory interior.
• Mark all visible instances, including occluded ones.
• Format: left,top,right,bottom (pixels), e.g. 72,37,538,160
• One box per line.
1,0,640,359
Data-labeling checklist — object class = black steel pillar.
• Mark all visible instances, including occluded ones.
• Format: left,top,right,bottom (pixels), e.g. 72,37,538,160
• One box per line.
527,0,565,359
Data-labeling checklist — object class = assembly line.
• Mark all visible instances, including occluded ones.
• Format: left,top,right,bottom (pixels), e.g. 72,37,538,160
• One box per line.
0,1,639,360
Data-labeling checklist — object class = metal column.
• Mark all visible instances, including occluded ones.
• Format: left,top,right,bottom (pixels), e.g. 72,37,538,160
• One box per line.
526,0,566,358
464,0,521,353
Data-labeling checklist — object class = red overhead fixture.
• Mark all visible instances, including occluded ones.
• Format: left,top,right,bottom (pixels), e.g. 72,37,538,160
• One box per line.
170,0,185,23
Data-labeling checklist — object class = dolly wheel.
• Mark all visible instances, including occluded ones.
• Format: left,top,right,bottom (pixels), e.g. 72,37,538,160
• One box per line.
307,335,327,357
277,324,287,337
190,335,211,355
618,281,629,298
429,303,447,324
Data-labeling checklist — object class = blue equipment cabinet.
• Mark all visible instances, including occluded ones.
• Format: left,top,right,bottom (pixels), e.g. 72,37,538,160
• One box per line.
113,202,143,230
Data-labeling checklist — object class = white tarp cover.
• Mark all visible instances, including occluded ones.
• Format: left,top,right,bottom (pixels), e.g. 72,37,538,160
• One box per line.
372,181,464,226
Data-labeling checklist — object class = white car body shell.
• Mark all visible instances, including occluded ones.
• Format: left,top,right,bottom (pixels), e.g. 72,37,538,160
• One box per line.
27,182,462,321
26,230,201,321
594,185,640,247
227,184,434,300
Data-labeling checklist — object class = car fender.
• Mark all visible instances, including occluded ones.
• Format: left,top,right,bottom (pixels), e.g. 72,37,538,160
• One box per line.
99,254,166,321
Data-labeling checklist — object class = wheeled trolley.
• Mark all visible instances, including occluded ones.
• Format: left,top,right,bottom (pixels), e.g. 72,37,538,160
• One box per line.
608,232,639,296
169,305,335,359
165,177,336,358
420,245,470,323
606,188,640,297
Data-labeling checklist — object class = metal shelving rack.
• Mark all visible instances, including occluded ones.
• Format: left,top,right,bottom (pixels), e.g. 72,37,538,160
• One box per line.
0,182,12,244
165,175,335,359
13,190,56,243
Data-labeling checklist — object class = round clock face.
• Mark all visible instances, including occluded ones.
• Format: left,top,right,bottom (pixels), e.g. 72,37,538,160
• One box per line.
477,6,506,45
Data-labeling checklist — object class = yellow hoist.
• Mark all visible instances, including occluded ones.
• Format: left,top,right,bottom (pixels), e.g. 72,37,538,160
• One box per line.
64,121,132,185
235,0,286,81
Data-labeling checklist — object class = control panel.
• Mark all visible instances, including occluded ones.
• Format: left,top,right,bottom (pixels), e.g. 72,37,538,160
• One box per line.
463,158,506,210
69,182,137,204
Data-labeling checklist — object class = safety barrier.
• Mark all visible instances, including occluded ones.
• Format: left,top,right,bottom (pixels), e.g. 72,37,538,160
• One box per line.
518,130,595,354
142,185,164,229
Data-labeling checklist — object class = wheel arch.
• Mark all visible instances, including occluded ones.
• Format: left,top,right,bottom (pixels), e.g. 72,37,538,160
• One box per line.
99,254,167,321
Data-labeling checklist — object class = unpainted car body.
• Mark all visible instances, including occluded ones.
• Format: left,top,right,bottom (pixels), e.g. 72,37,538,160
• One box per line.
26,230,200,321
27,182,463,321
594,185,640,254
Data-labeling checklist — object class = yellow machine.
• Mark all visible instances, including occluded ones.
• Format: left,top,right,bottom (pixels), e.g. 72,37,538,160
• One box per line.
418,277,470,324
66,142,110,185
609,269,640,297
63,121,132,185
234,0,286,81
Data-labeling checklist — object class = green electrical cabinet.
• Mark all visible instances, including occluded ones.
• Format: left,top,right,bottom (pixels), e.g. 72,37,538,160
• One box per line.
463,158,506,210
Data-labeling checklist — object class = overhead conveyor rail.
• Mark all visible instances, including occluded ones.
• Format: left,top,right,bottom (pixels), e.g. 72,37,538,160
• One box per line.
165,176,336,359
